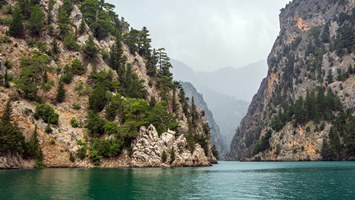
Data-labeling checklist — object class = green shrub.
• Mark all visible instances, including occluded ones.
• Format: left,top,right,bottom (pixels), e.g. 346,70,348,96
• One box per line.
34,104,59,125
0,17,11,26
252,131,272,155
91,138,123,158
0,100,27,155
69,152,75,162
26,40,48,53
71,59,85,75
70,118,78,128
63,32,80,51
170,147,175,164
29,5,45,36
61,65,73,84
105,95,124,121
9,8,24,38
89,86,108,112
104,122,119,135
82,36,98,61
72,103,81,110
76,141,87,160
161,150,167,163
86,112,106,136
45,124,53,133
56,81,66,103
2,4,13,14
89,150,102,166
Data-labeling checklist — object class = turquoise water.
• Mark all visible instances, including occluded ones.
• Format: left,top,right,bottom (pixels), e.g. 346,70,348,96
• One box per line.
1,161,355,199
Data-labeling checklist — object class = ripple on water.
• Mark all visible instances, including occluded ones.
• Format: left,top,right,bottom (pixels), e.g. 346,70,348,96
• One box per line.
1,161,355,200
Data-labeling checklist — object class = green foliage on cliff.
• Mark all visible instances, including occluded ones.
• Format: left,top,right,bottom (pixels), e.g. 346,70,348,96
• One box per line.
34,104,59,125
333,10,355,57
0,101,42,164
83,36,98,61
9,7,24,38
63,32,80,51
80,0,116,39
252,130,272,155
90,138,123,158
270,87,355,160
0,100,26,155
56,81,66,103
271,87,341,131
29,4,45,36
24,126,43,166
58,0,73,37
16,52,50,101
76,141,87,160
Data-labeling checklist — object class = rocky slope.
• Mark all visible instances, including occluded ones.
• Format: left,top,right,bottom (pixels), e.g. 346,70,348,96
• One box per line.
0,0,216,168
228,0,355,161
180,81,225,159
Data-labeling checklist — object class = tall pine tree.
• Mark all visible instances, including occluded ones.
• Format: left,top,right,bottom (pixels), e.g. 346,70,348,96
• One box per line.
29,4,45,36
9,8,24,38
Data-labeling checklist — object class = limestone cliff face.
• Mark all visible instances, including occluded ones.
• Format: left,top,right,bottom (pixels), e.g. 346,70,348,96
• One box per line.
0,0,216,168
228,0,355,161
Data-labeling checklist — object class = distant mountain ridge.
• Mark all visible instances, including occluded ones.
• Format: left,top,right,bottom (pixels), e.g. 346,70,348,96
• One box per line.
180,82,227,159
171,60,266,151
172,59,268,102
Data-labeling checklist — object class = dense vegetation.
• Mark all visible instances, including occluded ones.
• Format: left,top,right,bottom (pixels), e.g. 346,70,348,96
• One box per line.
271,87,341,131
267,87,355,160
0,100,43,166
0,0,213,166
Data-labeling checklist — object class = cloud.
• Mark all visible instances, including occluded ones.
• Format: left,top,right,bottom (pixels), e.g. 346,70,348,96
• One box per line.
107,0,290,71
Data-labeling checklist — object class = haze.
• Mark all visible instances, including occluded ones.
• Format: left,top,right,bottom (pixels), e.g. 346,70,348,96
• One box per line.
108,0,290,71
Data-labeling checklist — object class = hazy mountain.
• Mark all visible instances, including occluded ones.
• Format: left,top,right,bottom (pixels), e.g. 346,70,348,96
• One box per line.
180,82,227,159
198,86,249,148
196,60,267,102
171,60,257,150
172,59,267,102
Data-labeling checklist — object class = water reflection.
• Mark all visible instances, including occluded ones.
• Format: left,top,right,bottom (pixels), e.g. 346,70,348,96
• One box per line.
1,162,355,200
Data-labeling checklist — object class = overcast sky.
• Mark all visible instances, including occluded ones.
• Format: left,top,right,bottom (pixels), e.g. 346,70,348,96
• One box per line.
107,0,290,71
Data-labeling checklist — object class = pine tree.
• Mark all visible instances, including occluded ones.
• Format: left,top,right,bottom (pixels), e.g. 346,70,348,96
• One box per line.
191,97,198,127
157,48,173,79
146,49,158,77
0,99,26,154
9,8,24,38
161,150,167,163
83,36,98,61
4,68,9,88
52,39,59,55
56,81,66,103
138,27,152,57
18,0,32,19
109,36,126,71
79,20,86,35
327,69,333,84
29,4,45,36
1,100,12,124
170,146,175,164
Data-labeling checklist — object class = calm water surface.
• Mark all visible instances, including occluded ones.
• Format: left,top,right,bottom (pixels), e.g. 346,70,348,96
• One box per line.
1,161,355,200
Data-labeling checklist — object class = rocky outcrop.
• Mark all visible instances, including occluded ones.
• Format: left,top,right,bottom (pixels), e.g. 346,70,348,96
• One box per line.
130,125,211,167
0,152,36,169
228,0,355,161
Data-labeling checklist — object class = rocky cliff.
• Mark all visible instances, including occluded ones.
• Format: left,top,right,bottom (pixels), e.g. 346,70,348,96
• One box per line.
228,0,355,161
0,0,216,168
180,81,225,159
